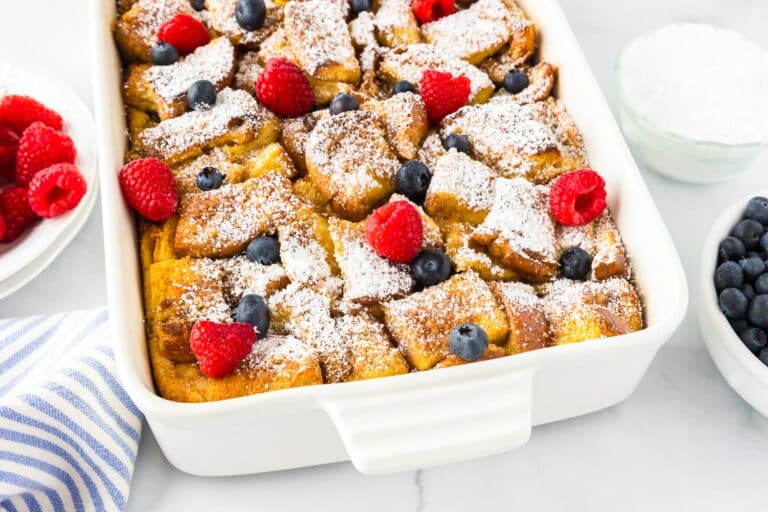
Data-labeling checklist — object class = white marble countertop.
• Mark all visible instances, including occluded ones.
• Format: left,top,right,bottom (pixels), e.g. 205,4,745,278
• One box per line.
2,0,768,510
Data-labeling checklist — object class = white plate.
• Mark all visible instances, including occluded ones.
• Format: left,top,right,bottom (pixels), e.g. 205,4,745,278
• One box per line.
0,64,99,288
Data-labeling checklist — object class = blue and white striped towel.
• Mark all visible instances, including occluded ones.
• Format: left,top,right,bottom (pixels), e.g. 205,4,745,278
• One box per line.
0,309,142,512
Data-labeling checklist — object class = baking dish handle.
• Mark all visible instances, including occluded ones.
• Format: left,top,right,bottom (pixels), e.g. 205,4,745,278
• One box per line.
324,363,535,474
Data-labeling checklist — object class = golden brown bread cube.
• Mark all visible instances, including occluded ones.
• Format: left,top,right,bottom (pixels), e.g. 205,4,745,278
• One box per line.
278,210,338,286
279,111,326,173
444,223,517,281
491,281,550,354
206,0,283,49
172,148,245,198
305,110,400,221
362,92,428,160
383,272,509,370
434,343,507,369
283,0,361,84
337,314,409,381
472,178,558,282
115,0,199,62
373,0,422,47
482,62,557,105
423,150,497,225
556,211,629,281
138,89,279,166
542,278,643,346
145,257,231,363
220,255,290,302
240,142,298,181
150,334,323,402
123,38,236,120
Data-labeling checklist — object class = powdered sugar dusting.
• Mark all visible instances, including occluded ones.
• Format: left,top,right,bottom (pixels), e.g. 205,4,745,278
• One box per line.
206,0,282,47
426,150,497,212
221,255,288,300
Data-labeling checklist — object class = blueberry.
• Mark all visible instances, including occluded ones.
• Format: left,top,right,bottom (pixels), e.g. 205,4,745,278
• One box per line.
503,69,529,94
187,80,217,110
190,0,206,11
392,80,416,95
732,219,764,250
559,247,592,280
740,256,766,282
150,42,179,66
729,318,749,334
350,0,372,15
234,294,270,335
718,236,746,262
448,323,488,362
396,160,431,204
443,133,470,154
740,327,768,354
196,166,224,191
412,249,451,287
719,288,748,319
329,93,360,115
741,283,757,301
744,196,768,225
746,251,764,259
760,233,768,253
748,294,768,328
246,236,280,265
235,0,266,31
714,261,743,290
759,348,768,367
755,274,768,294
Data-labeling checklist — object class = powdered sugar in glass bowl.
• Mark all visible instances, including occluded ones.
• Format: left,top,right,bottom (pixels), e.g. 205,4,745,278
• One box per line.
616,23,768,183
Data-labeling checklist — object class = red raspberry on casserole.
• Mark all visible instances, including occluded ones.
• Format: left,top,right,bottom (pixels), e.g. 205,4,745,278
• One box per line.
189,321,257,378
0,186,39,243
549,169,607,226
365,200,424,263
157,13,210,55
255,58,315,118
412,0,456,24
15,121,77,187
0,125,19,182
118,158,178,222
420,69,470,124
27,163,87,218
0,95,63,133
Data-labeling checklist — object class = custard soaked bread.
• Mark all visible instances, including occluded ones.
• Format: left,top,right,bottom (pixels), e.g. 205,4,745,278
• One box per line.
116,0,644,403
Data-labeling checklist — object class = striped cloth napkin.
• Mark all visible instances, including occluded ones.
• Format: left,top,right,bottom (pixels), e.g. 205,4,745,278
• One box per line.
0,309,142,512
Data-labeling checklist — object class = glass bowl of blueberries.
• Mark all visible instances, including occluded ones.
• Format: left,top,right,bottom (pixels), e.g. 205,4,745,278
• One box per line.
700,195,768,417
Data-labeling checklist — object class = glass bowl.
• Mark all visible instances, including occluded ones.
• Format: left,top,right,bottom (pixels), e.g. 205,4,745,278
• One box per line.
615,45,768,184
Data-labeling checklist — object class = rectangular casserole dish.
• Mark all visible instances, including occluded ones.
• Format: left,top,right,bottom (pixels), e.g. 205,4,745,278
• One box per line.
89,0,688,475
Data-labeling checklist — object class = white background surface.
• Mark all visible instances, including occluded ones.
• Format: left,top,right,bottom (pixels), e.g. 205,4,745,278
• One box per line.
1,0,767,510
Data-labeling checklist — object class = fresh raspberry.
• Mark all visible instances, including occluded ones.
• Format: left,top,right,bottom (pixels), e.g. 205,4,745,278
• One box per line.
365,200,424,263
189,321,257,378
27,163,87,218
420,69,470,124
119,158,178,222
549,169,607,226
0,186,39,243
0,125,19,182
0,95,63,133
0,214,5,241
157,13,210,56
412,0,455,24
15,122,76,187
255,58,315,118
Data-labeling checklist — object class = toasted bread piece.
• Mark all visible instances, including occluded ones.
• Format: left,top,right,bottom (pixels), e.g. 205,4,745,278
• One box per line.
284,0,360,84
305,110,400,221
421,0,516,65
206,0,283,48
126,108,155,156
234,52,263,94
220,255,289,302
269,283,353,383
445,223,517,281
280,111,326,172
379,44,494,104
388,194,444,249
146,257,231,363
293,177,331,211
542,278,643,345
417,131,448,169
337,314,409,381
172,148,245,198
151,333,323,402
482,62,556,105
373,0,422,47
362,92,428,160
472,178,558,282
329,217,414,305
175,174,304,257
124,38,236,120
441,94,585,183
424,150,497,225
491,281,550,354
115,0,199,62
279,210,338,286
556,211,629,281
240,142,298,181
138,88,279,165
383,272,508,370
434,343,506,369
140,216,179,268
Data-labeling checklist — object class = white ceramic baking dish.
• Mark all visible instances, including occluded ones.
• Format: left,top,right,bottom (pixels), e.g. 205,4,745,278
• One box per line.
89,0,688,475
